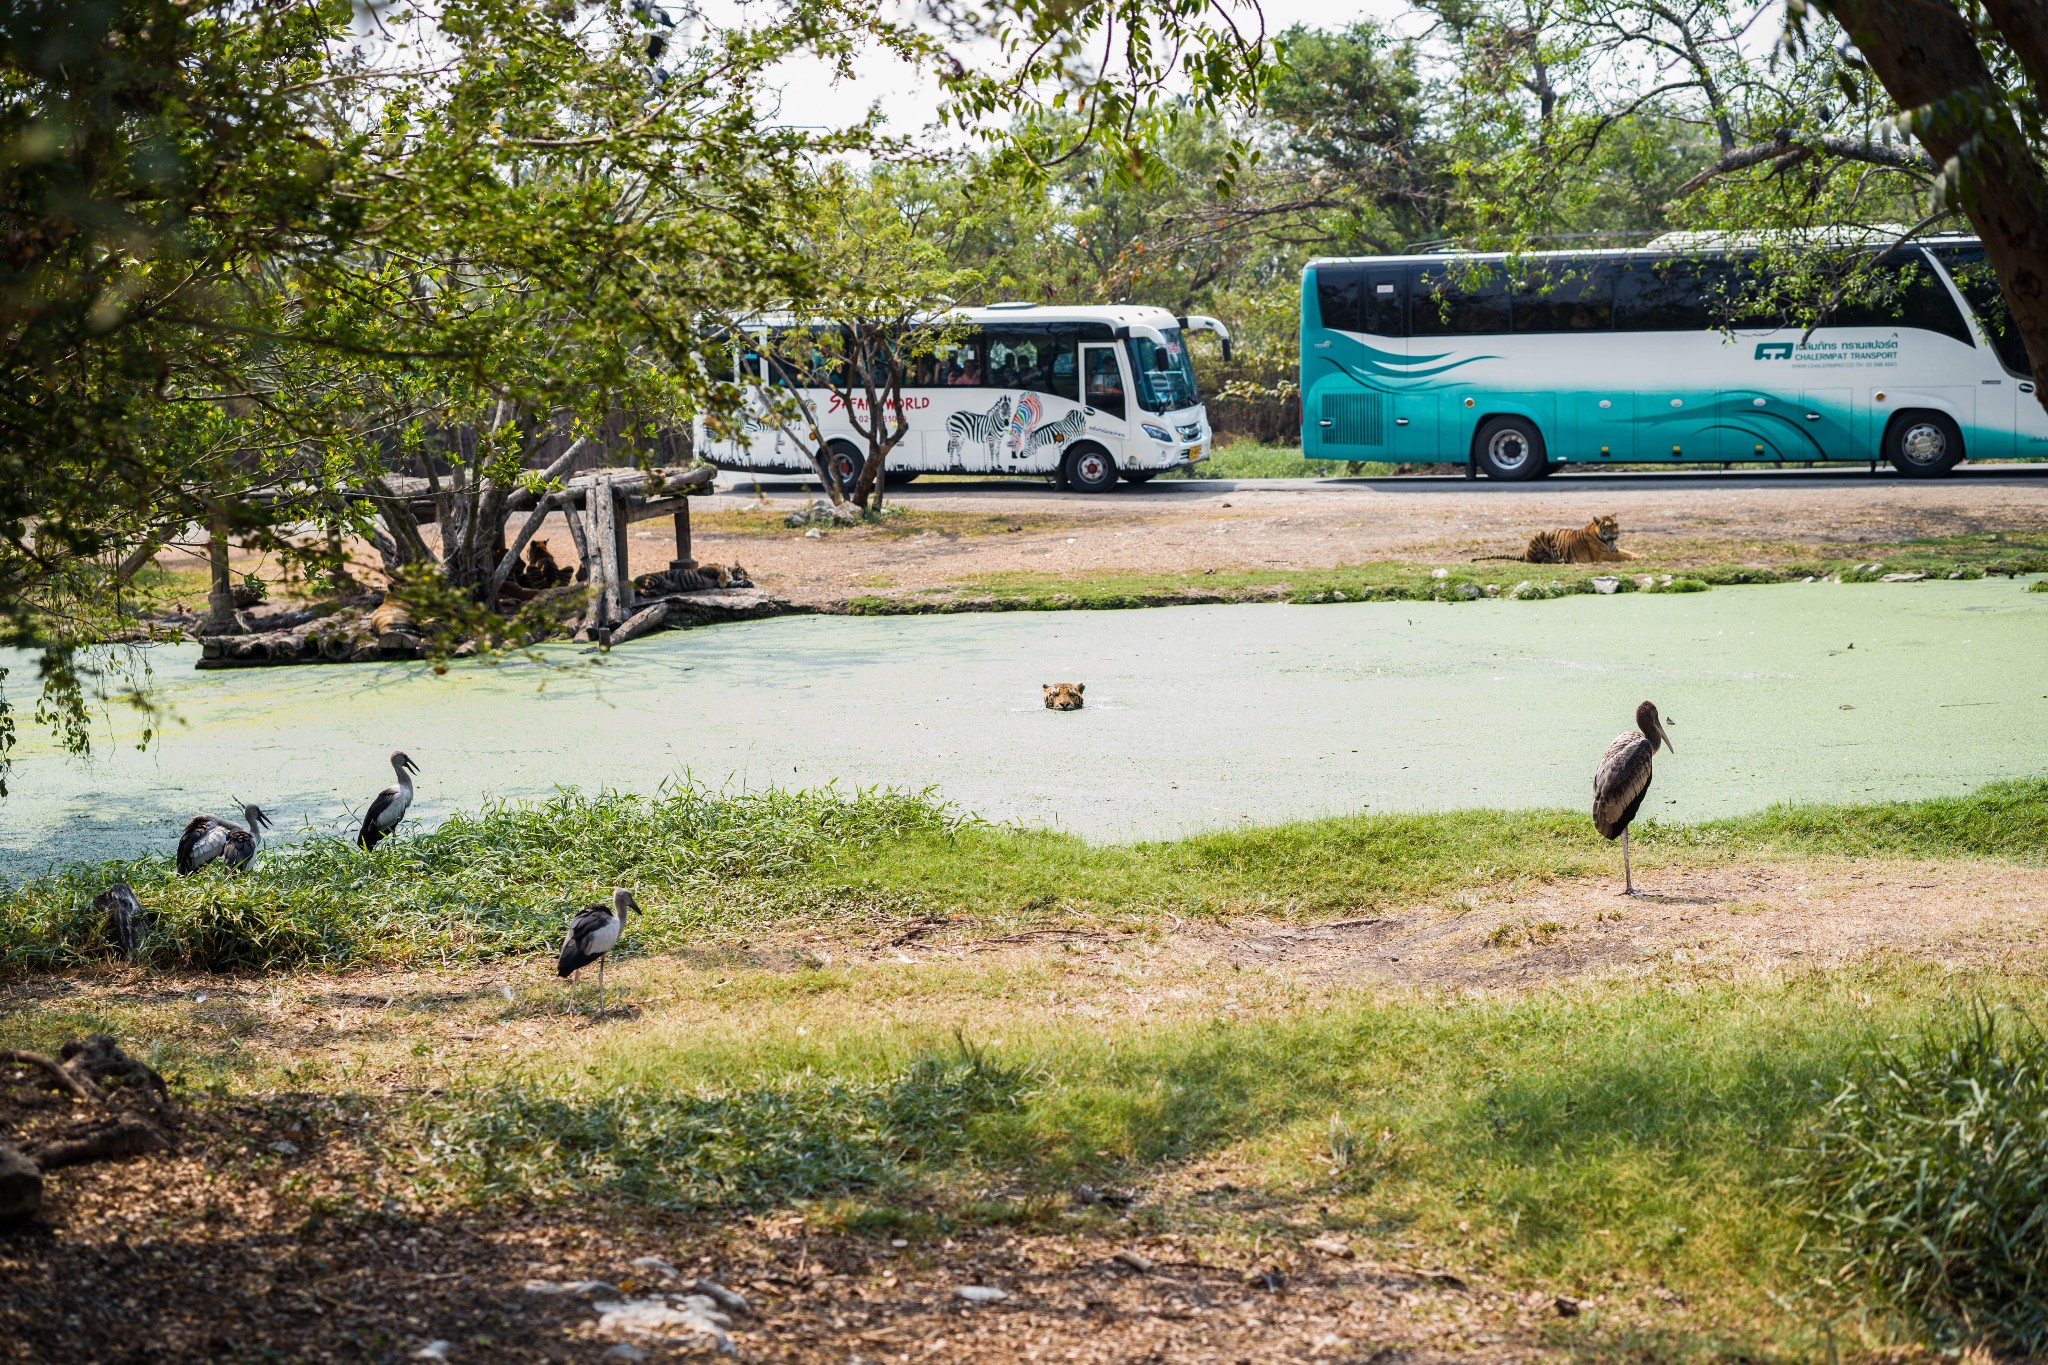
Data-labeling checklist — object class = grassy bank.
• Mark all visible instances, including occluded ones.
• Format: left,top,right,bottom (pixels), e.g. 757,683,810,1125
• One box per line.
6,778,2045,976
8,939,2039,1359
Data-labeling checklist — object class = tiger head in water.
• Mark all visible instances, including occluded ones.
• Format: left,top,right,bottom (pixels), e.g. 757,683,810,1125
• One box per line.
1042,683,1085,711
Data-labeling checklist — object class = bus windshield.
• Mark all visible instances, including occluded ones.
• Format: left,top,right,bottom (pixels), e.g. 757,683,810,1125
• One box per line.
1126,328,1198,412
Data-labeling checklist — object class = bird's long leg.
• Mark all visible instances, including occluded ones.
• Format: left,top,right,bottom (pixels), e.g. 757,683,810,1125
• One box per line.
597,955,606,1016
1623,828,1634,896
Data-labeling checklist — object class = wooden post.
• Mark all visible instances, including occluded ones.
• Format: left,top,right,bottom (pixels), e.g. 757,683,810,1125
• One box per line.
587,483,623,626
612,484,634,615
205,508,235,628
669,499,696,575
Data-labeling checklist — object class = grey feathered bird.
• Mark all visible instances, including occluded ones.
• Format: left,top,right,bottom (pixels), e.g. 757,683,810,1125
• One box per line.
358,750,419,849
558,888,637,1013
1593,700,1674,895
177,803,272,875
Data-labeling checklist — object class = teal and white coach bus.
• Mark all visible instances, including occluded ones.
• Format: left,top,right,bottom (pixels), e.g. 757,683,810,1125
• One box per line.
1299,236,2041,478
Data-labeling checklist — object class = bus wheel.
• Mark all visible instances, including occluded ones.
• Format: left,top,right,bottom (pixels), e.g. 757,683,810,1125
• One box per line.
1064,444,1118,494
1473,416,1547,480
1122,470,1157,485
1885,411,1963,477
825,441,865,497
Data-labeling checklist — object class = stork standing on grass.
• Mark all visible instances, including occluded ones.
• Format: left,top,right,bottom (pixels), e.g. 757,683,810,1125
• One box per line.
358,750,420,849
558,888,636,1014
1593,700,1674,895
177,803,272,875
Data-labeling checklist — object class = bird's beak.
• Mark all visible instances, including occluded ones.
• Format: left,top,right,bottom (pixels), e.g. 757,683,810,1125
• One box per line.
1658,722,1675,754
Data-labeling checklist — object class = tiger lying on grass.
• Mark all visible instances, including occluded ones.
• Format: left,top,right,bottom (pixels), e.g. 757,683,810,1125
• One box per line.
1476,514,1637,564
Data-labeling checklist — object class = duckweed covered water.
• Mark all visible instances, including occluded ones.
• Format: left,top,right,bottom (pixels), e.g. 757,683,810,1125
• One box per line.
2,580,2043,875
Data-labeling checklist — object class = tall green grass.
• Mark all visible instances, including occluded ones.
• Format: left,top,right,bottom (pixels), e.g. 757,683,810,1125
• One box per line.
4,778,2044,975
1795,1004,2048,1352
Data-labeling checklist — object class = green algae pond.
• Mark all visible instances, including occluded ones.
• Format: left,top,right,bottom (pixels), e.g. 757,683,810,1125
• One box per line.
2,579,2044,876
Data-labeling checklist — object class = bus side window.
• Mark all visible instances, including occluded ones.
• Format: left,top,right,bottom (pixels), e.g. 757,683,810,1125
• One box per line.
1615,257,1715,331
1935,244,2031,375
1048,329,1080,401
937,336,984,386
1514,257,1617,332
1821,250,1974,347
1362,271,1404,336
1316,264,1363,332
1409,260,1509,335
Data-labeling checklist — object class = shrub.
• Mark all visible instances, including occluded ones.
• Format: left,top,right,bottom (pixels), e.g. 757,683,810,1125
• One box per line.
1795,1004,2048,1352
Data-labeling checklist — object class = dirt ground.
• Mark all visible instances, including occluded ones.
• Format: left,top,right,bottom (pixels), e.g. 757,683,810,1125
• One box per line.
3,855,2031,1363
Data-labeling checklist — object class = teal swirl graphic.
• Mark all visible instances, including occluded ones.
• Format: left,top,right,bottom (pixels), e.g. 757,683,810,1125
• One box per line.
1318,337,1497,386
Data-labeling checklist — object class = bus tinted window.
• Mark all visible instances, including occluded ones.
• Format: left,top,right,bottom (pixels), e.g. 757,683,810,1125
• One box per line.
1513,257,1617,332
986,325,1082,399
1316,264,1364,333
1818,250,1974,349
1615,257,1716,330
1934,245,2030,375
1410,261,1510,335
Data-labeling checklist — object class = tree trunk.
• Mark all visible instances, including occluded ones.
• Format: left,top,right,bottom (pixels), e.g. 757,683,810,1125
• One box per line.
1822,0,2048,412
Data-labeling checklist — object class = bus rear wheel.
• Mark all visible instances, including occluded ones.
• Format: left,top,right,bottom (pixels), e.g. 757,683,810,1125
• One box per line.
824,441,864,497
1064,444,1118,494
1473,416,1547,481
1884,411,1964,478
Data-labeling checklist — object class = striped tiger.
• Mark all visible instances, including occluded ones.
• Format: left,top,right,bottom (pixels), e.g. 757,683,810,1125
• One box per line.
1476,515,1636,564
945,395,1012,463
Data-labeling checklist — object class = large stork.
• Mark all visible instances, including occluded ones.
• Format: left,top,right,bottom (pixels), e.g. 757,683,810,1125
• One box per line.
177,803,273,875
1593,700,1674,895
358,751,420,850
558,888,637,1014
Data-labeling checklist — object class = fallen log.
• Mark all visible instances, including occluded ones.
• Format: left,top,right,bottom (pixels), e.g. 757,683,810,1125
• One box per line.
32,1112,165,1170
0,1050,101,1103
605,601,675,648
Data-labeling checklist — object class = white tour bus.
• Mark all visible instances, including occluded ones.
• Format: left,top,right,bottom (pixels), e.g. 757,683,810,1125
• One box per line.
696,304,1229,493
1299,233,2042,478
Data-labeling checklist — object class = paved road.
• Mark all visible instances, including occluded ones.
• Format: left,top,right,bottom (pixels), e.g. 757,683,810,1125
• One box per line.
717,462,2048,501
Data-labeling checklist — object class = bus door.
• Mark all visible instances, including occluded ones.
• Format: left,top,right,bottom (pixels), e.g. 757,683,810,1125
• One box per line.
1797,389,1855,459
1081,343,1129,438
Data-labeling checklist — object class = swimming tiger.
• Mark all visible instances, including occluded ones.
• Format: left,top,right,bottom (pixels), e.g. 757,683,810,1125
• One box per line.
1475,515,1636,564
1042,682,1085,710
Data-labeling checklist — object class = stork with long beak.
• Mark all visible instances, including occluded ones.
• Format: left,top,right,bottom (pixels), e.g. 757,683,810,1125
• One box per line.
359,751,420,850
1592,701,1674,895
177,802,273,875
558,889,637,1015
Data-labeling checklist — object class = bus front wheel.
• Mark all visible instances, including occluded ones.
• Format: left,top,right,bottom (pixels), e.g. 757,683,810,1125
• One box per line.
1064,444,1119,494
1473,416,1547,481
1884,412,1964,478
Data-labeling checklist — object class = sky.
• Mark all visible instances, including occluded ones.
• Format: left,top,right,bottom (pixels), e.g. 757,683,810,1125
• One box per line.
737,0,1425,139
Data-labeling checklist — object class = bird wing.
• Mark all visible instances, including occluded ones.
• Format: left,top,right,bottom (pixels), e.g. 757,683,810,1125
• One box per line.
1593,732,1654,840
557,905,620,977
178,817,226,874
359,786,401,847
223,827,257,870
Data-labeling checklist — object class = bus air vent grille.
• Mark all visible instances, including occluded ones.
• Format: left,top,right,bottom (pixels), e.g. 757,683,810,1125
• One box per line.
1321,392,1386,447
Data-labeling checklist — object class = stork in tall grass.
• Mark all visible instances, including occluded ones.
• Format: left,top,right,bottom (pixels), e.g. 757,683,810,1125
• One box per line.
558,888,637,1014
359,751,419,849
177,803,272,875
1593,700,1674,895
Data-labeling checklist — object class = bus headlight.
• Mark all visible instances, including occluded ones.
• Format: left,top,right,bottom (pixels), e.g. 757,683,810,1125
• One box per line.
1141,423,1173,443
